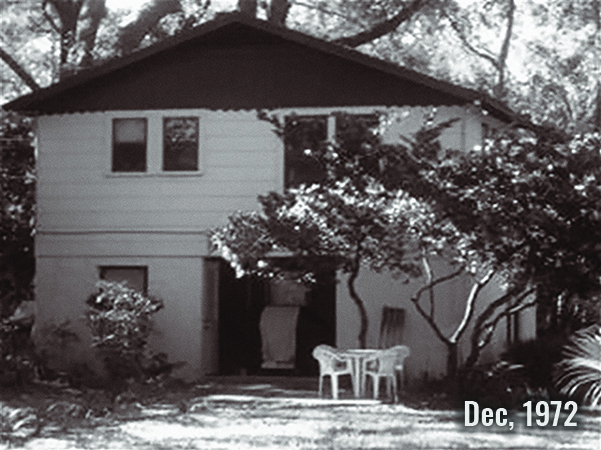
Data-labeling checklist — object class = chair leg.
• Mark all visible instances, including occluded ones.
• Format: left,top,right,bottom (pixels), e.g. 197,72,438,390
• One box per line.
391,375,398,403
399,369,404,391
373,376,380,399
386,376,392,398
331,375,339,400
318,375,324,398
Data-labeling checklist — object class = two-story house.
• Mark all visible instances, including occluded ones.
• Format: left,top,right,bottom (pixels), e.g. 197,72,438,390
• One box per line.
5,13,534,382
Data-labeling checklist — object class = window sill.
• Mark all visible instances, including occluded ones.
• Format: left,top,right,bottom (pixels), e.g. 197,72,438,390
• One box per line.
105,171,204,178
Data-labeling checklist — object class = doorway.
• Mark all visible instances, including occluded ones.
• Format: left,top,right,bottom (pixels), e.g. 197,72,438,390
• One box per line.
215,258,336,376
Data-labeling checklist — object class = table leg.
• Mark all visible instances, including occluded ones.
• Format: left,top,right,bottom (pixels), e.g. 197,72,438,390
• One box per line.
353,358,362,398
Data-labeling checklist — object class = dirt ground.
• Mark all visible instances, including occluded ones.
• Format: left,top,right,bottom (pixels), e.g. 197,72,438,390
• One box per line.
1,376,600,449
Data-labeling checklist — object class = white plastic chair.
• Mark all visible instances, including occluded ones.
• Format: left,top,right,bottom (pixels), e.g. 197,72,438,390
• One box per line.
312,344,353,399
362,345,410,402
390,345,410,392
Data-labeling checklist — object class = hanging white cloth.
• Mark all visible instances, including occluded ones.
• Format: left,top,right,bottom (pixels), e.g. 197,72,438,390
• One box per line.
260,306,301,369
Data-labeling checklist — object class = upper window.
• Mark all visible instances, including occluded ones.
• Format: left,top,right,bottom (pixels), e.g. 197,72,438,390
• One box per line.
284,116,327,188
163,117,199,171
284,113,379,188
112,118,147,172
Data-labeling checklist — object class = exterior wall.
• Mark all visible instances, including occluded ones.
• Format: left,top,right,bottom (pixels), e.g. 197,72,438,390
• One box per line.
34,110,281,380
34,103,494,381
336,263,537,383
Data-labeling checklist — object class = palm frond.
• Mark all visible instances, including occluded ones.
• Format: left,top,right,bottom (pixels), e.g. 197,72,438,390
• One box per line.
554,325,601,407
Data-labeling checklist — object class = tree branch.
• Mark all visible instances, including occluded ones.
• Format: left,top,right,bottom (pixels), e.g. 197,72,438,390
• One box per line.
449,268,495,343
41,0,61,33
78,0,108,67
493,0,515,97
291,1,365,27
464,286,536,368
409,259,464,345
477,298,537,351
0,47,40,91
411,264,464,306
117,0,182,55
445,15,499,69
332,0,430,48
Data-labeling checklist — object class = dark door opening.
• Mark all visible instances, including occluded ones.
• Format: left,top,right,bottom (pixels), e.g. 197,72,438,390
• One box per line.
216,259,336,376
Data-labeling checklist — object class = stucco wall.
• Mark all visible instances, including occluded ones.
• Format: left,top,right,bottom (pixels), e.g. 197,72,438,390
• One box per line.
336,263,537,383
34,104,498,381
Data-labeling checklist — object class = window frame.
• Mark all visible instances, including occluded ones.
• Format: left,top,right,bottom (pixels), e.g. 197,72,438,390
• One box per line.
99,265,149,294
105,110,204,177
282,109,380,188
111,117,148,173
162,116,200,172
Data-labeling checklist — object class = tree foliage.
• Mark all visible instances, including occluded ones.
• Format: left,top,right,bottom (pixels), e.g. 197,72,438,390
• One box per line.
214,110,601,374
0,112,35,318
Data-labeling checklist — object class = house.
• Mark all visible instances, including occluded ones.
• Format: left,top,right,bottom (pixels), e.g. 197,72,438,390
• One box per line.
4,12,535,382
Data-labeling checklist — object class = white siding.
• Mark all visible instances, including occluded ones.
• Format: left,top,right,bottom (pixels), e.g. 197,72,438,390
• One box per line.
36,110,281,235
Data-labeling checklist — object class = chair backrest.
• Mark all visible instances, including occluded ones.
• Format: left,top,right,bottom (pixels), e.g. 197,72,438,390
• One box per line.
312,344,349,374
390,345,410,368
312,344,335,360
378,306,405,349
371,348,398,375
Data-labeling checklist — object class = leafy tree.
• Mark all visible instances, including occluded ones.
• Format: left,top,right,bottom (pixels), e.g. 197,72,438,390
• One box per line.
0,112,35,318
214,111,601,376
212,114,489,376
396,128,601,367
213,115,425,349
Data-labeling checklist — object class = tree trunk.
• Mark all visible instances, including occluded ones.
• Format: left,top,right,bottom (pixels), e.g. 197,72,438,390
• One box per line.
268,0,290,26
347,264,368,349
332,0,430,48
44,0,85,78
463,287,536,369
593,0,601,132
78,0,108,67
446,342,458,378
117,0,182,55
492,0,515,99
237,0,257,17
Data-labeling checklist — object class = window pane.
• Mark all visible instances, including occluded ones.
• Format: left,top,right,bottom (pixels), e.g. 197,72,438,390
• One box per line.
163,117,199,171
112,118,147,172
284,116,327,188
100,266,148,293
335,114,379,141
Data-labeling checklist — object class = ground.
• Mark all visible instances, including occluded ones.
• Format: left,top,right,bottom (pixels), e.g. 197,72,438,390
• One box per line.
1,377,600,449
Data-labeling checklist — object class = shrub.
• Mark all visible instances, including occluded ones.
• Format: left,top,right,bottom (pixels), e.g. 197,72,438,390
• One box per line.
554,325,601,407
86,281,164,386
502,332,569,391
0,319,35,386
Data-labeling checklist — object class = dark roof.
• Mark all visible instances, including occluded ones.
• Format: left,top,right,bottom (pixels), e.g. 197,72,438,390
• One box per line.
3,12,514,121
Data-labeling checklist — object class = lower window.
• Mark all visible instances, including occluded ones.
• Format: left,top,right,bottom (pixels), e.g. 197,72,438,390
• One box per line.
99,266,148,293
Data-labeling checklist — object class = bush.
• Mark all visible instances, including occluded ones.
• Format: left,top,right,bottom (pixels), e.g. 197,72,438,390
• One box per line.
502,333,569,391
86,281,164,387
0,319,35,386
457,334,572,409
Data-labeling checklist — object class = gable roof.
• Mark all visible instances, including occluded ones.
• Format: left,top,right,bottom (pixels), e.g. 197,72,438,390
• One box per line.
4,12,513,121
